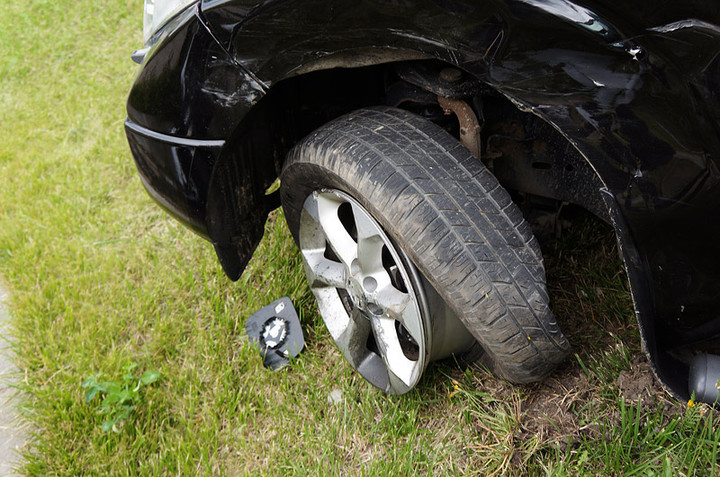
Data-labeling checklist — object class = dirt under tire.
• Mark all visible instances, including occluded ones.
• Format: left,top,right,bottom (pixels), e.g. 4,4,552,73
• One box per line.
281,106,570,384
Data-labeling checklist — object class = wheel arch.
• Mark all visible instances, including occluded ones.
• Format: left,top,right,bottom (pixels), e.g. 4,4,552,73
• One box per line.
206,51,617,281
202,0,638,280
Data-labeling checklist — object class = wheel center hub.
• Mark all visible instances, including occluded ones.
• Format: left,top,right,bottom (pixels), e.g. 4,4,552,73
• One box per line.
347,277,369,311
347,275,387,318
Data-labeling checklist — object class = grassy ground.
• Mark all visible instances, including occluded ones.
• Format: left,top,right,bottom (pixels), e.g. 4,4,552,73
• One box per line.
1,0,719,474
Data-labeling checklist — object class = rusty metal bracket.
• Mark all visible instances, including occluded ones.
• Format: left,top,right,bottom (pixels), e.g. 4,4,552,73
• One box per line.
437,96,482,159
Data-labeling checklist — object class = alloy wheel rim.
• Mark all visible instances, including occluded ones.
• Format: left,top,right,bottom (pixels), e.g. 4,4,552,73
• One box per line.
298,189,431,394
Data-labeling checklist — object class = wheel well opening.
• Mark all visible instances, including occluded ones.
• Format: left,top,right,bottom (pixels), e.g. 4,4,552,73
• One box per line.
208,58,615,280
236,59,609,235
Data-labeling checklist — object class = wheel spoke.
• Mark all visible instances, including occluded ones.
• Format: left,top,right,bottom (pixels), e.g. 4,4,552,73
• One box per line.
315,193,359,269
351,202,385,274
302,250,346,289
356,235,385,276
370,315,417,387
373,281,423,345
335,308,374,368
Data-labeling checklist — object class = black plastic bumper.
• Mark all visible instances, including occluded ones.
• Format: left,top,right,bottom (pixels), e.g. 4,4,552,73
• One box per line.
125,119,224,238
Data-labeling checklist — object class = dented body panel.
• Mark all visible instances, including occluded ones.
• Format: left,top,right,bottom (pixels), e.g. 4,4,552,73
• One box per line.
126,0,720,398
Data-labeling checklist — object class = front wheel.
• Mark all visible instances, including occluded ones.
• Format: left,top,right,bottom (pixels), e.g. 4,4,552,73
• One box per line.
281,107,569,391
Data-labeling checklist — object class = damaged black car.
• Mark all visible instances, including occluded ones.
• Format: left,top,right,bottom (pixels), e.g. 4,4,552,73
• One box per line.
125,0,720,402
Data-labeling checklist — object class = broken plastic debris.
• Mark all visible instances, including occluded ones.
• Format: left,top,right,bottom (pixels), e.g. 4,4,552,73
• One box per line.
245,297,305,370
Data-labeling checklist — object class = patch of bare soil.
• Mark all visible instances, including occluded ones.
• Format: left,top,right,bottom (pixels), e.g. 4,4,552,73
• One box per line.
516,368,593,448
615,355,681,419
615,356,659,404
512,354,677,455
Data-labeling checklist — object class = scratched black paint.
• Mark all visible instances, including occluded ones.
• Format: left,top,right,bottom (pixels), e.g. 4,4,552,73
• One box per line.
126,0,720,398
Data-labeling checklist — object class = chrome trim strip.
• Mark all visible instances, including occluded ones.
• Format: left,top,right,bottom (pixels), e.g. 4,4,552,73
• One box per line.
124,119,226,148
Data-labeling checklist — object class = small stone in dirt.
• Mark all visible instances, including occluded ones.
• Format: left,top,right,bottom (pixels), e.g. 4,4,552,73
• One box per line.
327,389,343,405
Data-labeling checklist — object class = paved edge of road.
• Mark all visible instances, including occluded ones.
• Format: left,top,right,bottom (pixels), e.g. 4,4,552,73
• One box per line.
0,284,26,476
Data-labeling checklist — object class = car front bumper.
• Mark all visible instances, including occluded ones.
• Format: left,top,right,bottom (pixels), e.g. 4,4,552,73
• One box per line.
125,2,265,240
125,119,224,237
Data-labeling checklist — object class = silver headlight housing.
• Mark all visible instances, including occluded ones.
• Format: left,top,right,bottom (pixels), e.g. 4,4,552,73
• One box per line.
143,0,198,45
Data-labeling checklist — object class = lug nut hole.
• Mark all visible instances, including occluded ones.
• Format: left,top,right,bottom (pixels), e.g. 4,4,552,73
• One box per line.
367,303,384,316
351,259,361,275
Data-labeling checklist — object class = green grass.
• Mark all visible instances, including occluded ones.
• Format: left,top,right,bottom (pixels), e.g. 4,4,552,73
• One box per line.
1,0,719,474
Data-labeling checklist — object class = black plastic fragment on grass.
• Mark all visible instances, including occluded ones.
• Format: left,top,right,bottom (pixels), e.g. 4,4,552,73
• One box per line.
246,297,305,370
